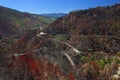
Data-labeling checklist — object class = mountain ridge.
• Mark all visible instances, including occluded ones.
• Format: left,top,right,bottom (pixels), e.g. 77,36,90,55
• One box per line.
44,4,120,35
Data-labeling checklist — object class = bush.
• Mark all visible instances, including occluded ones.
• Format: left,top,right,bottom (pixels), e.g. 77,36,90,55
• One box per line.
96,59,105,69
80,56,88,62
54,34,68,41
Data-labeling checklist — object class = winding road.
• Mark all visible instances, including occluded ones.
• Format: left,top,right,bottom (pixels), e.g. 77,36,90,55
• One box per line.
52,39,81,55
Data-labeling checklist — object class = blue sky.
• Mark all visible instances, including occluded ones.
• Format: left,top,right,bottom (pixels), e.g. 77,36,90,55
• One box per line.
0,0,120,14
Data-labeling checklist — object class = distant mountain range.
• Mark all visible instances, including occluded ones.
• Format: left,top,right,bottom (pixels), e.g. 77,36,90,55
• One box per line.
41,13,67,18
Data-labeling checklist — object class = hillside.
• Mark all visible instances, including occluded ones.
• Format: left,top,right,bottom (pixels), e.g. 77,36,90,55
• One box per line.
0,6,55,37
1,4,120,80
45,4,120,35
44,4,120,53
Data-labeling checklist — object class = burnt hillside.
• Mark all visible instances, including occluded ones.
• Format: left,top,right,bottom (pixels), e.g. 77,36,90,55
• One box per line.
44,4,120,35
44,4,120,53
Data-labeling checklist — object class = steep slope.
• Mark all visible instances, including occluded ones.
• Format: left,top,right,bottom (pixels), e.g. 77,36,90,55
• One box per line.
0,6,55,37
44,4,120,35
44,4,120,53
10,27,120,80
